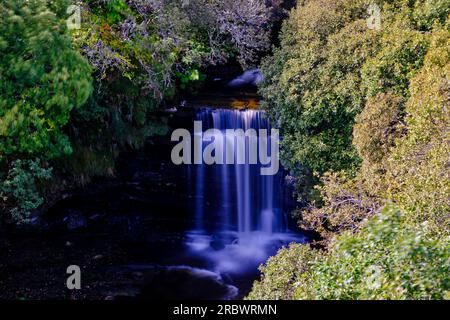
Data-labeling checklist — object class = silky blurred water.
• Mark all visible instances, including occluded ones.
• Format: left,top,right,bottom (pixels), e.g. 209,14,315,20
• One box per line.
186,108,305,274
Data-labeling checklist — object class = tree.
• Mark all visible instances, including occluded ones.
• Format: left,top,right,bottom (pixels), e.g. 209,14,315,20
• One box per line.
0,0,92,222
0,0,92,160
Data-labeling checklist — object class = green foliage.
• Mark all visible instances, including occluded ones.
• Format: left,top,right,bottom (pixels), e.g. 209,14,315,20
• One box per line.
259,0,381,191
353,93,404,167
361,25,428,98
0,159,52,223
247,243,320,300
176,69,206,91
105,0,129,24
412,0,450,30
0,0,92,221
261,0,449,231
259,0,448,198
66,0,269,182
298,171,382,241
1,0,275,221
65,80,169,183
249,204,450,300
384,29,450,235
0,0,274,220
53,0,175,182
0,0,92,161
254,0,450,300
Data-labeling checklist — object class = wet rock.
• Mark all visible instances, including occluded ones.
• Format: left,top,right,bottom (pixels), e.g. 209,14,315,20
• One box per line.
88,213,106,221
165,107,177,113
65,210,87,230
138,266,238,300
28,216,41,226
227,69,263,88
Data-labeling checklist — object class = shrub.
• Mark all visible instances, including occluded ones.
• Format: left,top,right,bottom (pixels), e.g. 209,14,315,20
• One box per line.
0,0,92,222
299,171,382,241
353,92,404,168
262,0,449,235
249,204,450,300
247,243,320,300
255,0,450,299
0,0,92,161
0,159,52,224
384,29,450,235
259,0,382,194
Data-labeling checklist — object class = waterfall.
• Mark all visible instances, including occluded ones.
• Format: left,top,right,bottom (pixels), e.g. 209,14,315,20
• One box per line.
193,109,284,235
186,108,301,273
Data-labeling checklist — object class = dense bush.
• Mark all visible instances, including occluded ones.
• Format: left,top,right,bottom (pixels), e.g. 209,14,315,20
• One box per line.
0,0,92,160
301,3,449,239
259,0,381,186
250,0,450,299
0,159,52,223
0,0,92,221
261,0,449,235
249,204,450,300
298,171,382,240
353,93,404,168
259,0,447,195
384,29,450,235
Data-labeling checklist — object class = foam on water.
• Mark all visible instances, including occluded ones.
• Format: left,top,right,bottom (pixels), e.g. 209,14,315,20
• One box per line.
186,231,302,273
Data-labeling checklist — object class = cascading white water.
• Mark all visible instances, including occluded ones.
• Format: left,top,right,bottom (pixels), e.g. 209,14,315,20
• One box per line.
199,109,283,235
186,108,302,273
